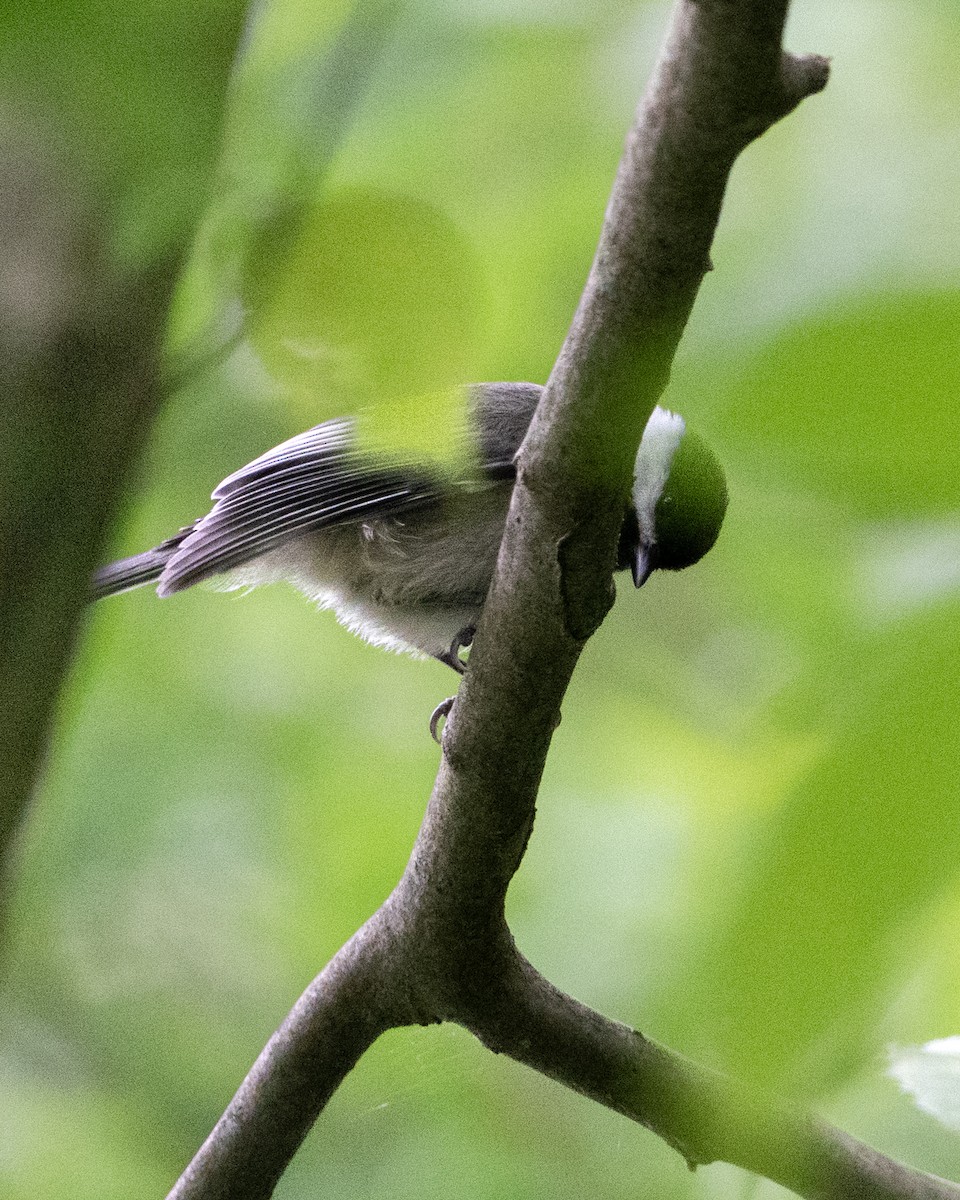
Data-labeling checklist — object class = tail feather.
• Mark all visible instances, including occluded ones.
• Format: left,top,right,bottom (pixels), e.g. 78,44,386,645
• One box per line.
92,526,195,601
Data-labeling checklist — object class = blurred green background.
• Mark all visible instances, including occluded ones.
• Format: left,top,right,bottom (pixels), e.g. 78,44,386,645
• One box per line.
3,0,960,1197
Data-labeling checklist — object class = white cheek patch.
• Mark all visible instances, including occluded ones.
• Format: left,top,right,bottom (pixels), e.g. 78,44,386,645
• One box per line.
631,406,686,542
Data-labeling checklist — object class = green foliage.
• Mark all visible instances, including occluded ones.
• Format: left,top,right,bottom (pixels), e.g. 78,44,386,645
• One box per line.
0,0,246,264
246,186,482,466
4,1,960,1197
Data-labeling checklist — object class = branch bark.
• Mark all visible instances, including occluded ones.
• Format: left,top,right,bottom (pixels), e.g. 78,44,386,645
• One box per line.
166,3,956,1200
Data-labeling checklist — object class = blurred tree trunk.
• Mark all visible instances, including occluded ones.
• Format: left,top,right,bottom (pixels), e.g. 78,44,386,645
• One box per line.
0,0,248,927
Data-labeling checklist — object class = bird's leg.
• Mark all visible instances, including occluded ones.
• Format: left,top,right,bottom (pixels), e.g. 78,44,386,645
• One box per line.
430,625,476,742
435,624,476,674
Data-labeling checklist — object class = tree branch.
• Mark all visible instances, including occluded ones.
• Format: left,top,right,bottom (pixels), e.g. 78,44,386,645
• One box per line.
448,0,829,805
167,922,397,1200
0,137,177,900
165,5,954,1200
171,913,960,1200
0,1,248,928
476,955,960,1200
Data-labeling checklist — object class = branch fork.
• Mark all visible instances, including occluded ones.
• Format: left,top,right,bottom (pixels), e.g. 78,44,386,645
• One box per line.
166,5,956,1200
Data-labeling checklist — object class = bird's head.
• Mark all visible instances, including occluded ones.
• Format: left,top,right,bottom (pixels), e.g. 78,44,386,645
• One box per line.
620,406,728,587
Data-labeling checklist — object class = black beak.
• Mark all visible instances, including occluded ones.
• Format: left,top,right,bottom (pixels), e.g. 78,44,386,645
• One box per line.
632,544,656,588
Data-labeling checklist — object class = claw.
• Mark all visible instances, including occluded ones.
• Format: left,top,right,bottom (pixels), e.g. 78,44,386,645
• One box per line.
430,696,456,743
435,624,476,674
431,626,476,740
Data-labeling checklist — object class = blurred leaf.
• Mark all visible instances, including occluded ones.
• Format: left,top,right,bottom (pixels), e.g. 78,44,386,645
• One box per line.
230,0,400,197
0,0,247,265
889,1037,960,1132
169,0,401,376
711,293,960,518
0,1047,171,1200
245,186,483,464
652,599,960,1098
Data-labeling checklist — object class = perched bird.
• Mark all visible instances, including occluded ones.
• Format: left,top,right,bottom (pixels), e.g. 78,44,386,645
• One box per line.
93,382,727,698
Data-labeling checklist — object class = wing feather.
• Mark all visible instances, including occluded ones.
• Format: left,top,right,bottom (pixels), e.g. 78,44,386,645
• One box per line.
212,419,354,498
159,419,440,595
95,384,545,602
158,384,544,597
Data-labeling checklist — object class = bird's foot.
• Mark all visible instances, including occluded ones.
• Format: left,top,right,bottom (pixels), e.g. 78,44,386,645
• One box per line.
435,624,476,675
431,626,476,741
430,696,456,744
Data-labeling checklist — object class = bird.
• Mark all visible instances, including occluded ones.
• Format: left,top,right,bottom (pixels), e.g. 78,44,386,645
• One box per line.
93,382,727,731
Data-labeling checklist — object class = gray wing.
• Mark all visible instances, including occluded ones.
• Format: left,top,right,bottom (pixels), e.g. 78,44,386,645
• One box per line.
157,418,442,595
156,382,545,597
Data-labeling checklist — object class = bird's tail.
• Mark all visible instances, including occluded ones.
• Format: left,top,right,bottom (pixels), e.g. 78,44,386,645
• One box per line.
91,526,195,601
